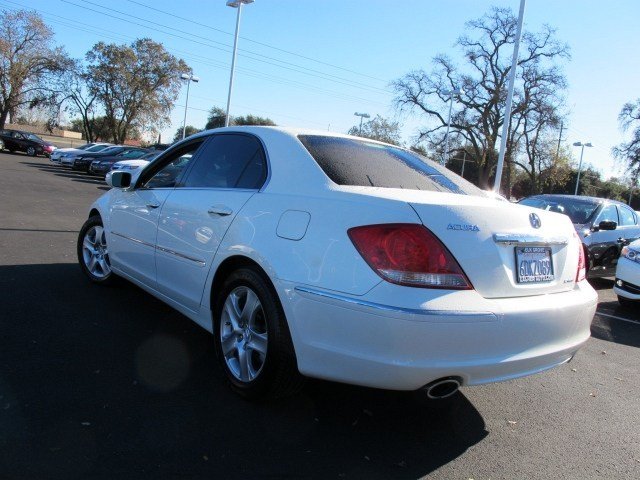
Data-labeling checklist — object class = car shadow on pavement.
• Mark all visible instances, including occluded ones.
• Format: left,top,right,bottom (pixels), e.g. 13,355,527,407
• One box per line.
591,301,640,349
20,161,107,187
0,263,487,480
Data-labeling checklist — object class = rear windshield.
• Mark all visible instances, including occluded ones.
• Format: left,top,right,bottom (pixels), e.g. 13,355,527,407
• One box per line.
519,196,600,224
298,135,484,196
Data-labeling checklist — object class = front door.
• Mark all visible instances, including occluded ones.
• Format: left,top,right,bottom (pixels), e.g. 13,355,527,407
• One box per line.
107,140,205,288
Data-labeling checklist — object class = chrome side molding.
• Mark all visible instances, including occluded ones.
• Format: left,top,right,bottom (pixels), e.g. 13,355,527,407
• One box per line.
493,233,568,246
294,286,496,321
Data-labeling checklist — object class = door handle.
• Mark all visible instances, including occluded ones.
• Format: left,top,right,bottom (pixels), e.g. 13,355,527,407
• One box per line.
146,203,160,209
207,205,233,216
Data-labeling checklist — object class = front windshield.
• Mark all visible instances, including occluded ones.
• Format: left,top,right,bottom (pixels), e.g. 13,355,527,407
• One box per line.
86,144,110,152
99,146,121,155
26,133,43,142
519,197,600,224
118,150,147,159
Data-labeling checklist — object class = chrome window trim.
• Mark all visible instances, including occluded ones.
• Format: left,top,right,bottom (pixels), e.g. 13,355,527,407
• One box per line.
493,234,568,246
294,286,495,320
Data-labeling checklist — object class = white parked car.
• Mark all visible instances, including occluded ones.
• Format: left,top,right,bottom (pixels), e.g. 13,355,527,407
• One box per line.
104,151,160,184
51,143,113,163
614,239,640,306
78,127,598,400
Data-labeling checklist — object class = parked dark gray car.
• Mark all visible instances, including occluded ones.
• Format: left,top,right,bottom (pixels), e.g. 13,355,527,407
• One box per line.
520,194,640,278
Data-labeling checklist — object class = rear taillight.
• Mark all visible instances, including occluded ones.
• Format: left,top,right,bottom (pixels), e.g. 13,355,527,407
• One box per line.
575,232,586,282
348,224,472,289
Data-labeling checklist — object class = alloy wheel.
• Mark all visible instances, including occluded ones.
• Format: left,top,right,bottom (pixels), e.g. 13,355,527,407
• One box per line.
219,286,268,382
81,225,111,278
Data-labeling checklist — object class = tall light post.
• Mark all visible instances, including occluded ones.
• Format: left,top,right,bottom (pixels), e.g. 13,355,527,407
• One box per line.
180,73,199,140
354,112,370,135
441,87,464,166
493,0,526,192
225,0,254,127
572,141,593,195
460,150,468,179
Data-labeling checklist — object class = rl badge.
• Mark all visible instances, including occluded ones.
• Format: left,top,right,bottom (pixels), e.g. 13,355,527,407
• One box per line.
515,246,554,283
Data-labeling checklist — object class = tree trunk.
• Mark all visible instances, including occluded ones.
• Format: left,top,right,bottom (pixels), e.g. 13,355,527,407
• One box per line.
0,107,8,129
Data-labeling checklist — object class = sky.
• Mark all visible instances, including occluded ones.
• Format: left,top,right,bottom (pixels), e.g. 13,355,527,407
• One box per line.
7,0,640,179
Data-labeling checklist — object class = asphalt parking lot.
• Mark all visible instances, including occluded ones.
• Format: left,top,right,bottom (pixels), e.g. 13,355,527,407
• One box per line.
0,152,639,480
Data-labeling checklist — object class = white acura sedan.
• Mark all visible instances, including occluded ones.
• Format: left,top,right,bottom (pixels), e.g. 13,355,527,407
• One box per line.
78,127,598,400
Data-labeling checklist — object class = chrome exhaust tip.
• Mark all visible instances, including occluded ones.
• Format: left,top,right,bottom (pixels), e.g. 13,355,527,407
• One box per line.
424,377,461,400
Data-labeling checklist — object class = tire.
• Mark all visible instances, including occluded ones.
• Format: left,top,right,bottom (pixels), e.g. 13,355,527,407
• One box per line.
77,215,115,285
213,266,304,400
26,146,36,157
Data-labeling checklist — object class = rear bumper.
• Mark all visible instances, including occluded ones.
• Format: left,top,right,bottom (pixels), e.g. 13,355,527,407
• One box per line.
282,281,597,390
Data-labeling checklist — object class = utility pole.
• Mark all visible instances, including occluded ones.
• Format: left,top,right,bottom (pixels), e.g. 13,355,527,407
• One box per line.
555,121,564,159
354,112,370,135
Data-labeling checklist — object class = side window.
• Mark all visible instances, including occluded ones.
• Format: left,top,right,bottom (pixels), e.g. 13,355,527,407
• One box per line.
182,134,267,189
595,204,618,224
141,141,204,189
12,132,23,139
618,206,636,226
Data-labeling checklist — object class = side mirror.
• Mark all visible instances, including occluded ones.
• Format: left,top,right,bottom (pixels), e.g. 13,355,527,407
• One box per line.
110,171,132,189
598,220,617,231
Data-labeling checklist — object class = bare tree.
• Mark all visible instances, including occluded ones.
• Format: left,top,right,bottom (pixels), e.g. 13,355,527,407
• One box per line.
613,99,640,178
508,62,565,194
392,7,569,188
0,10,70,128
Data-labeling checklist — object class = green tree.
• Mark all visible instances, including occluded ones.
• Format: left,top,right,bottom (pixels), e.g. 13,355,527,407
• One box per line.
233,114,276,126
205,106,226,130
69,115,127,142
393,7,569,188
173,125,200,142
347,114,402,145
86,38,189,144
613,99,640,177
0,10,70,128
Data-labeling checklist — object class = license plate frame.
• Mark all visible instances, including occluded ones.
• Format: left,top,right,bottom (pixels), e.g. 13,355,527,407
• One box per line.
515,246,554,284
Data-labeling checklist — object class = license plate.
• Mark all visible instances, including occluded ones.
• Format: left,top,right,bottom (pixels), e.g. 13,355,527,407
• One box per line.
515,247,554,283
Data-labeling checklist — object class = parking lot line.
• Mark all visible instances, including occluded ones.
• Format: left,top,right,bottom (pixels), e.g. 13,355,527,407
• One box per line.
595,311,639,325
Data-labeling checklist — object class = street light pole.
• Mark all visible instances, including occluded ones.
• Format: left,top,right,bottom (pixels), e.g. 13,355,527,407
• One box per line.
441,87,463,166
460,150,467,178
180,73,199,140
225,0,254,127
354,112,370,136
493,0,526,192
572,141,593,195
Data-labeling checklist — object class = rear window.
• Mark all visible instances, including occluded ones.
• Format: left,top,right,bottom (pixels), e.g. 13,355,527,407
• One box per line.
298,135,484,196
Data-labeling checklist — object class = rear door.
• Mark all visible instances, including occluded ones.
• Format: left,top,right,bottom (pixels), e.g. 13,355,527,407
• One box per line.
155,133,268,311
